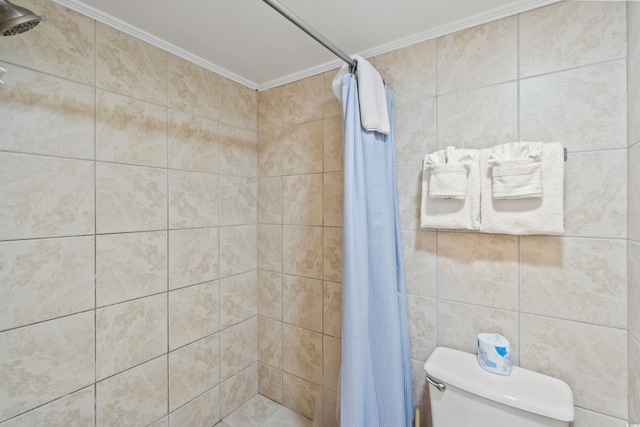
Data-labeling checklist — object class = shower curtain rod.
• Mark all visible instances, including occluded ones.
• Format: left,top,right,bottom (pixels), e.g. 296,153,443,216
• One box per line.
262,0,357,71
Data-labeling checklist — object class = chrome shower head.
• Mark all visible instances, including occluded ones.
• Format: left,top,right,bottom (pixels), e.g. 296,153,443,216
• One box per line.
0,0,45,36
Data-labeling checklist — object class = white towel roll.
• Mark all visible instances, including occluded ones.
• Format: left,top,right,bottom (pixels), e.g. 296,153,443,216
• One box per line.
477,333,513,376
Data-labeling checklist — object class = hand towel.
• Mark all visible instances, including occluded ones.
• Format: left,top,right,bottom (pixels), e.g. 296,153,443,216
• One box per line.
489,142,543,199
332,55,390,134
479,142,564,235
425,146,475,199
420,148,480,230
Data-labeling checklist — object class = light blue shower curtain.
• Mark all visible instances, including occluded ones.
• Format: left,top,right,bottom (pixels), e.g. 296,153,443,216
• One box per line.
340,73,413,426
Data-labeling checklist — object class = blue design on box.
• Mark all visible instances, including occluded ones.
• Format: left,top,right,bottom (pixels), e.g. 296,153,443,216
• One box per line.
485,360,497,368
495,346,508,357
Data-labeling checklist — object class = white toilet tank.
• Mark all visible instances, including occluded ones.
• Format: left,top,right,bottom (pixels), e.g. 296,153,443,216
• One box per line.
424,347,574,427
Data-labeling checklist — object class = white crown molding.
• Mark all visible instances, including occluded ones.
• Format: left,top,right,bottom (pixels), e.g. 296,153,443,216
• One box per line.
51,0,260,90
53,0,561,92
257,0,561,91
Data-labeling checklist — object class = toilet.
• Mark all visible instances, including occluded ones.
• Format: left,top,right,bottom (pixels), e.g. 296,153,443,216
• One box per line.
424,347,575,427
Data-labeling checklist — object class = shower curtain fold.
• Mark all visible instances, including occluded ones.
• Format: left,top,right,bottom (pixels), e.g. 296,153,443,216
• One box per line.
340,73,413,427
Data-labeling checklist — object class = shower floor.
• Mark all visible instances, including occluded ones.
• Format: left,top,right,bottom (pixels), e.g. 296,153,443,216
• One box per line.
215,395,313,427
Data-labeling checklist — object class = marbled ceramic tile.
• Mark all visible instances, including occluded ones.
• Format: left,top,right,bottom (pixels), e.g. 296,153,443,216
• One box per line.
323,281,342,338
0,386,94,427
323,227,342,283
169,386,220,427
168,227,219,289
282,324,322,385
324,116,343,172
220,318,258,381
283,74,323,126
221,271,258,328
169,335,220,411
395,98,436,168
258,362,282,404
149,417,168,427
220,364,258,417
96,23,167,104
258,271,282,321
220,225,257,277
283,275,322,333
96,162,167,234
258,177,283,225
262,406,313,427
219,124,258,177
630,17,640,147
169,169,219,228
258,86,282,130
220,76,257,130
401,230,436,297
573,407,628,427
630,335,640,423
258,225,282,272
630,145,640,241
437,16,517,94
322,335,341,393
520,314,627,419
437,300,519,362
396,166,422,230
564,150,627,238
282,226,323,279
0,236,94,331
0,0,94,84
628,242,640,341
169,54,219,120
323,172,343,227
437,81,517,149
224,394,280,427
520,60,627,151
96,294,167,380
406,295,436,362
0,65,94,159
374,39,436,105
631,1,640,57
282,121,324,175
220,175,256,226
0,153,94,240
169,110,219,173
0,312,94,421
410,359,429,423
96,231,167,307
169,281,219,350
258,317,282,368
258,127,283,177
438,232,518,310
283,174,323,225
521,236,627,328
323,68,342,119
96,90,167,167
282,373,319,420
96,356,168,427
520,1,627,78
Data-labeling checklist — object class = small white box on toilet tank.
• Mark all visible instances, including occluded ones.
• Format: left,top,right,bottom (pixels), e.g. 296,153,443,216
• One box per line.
424,347,574,427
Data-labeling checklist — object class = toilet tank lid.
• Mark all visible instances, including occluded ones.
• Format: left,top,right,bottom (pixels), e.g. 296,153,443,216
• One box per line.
424,347,575,422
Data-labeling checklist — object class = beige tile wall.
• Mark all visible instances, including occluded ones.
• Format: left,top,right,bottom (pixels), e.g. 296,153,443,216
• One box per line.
0,0,257,425
1,0,638,426
628,1,640,424
258,1,635,425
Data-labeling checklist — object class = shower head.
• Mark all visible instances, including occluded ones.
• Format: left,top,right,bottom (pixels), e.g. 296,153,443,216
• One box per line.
0,0,45,36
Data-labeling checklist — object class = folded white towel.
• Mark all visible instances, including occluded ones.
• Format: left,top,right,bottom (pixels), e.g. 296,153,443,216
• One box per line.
331,55,390,134
479,142,564,235
421,149,480,230
425,146,475,199
489,142,543,199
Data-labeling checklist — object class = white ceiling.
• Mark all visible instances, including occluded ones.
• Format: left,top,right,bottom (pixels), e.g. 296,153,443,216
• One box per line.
52,0,559,90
